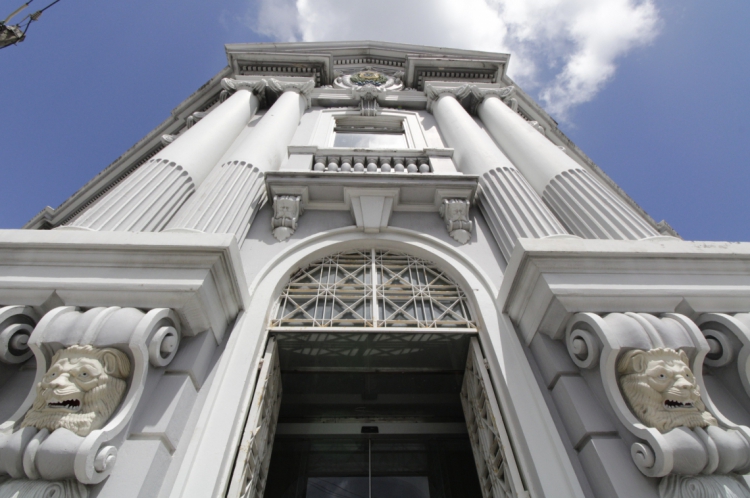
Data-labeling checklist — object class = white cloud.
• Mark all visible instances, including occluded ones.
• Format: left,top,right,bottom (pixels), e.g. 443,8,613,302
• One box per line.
250,0,660,120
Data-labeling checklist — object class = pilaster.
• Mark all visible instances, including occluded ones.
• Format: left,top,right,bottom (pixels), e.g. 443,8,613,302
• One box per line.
472,87,660,240
425,83,568,261
165,79,313,243
66,82,261,232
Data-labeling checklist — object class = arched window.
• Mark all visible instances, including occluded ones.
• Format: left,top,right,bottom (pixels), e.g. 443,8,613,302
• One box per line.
271,249,475,330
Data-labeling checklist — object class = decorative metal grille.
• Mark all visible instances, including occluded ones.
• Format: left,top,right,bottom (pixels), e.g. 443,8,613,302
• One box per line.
227,338,282,498
462,338,527,498
271,249,475,330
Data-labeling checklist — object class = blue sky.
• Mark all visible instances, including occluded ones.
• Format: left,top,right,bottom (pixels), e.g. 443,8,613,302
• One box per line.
0,0,748,241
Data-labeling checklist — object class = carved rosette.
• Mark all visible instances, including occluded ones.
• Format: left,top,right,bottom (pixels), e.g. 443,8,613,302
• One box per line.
439,199,473,244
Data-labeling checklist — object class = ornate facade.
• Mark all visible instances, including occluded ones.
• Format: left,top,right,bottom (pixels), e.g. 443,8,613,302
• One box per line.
2,41,750,497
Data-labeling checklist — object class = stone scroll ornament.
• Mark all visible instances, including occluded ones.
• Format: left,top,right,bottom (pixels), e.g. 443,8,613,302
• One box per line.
0,306,181,490
566,312,750,480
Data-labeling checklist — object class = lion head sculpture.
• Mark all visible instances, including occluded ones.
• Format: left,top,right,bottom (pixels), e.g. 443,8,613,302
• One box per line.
21,345,131,437
618,348,717,433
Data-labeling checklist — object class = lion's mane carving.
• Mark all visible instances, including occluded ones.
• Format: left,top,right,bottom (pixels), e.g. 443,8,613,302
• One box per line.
21,345,131,437
618,348,717,433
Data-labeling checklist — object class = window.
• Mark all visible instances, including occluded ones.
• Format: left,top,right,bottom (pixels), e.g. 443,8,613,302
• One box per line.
332,117,408,149
272,250,475,330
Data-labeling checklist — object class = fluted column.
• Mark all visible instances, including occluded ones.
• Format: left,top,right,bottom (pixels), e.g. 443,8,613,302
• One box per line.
67,79,264,232
472,86,660,240
165,78,314,243
426,84,568,260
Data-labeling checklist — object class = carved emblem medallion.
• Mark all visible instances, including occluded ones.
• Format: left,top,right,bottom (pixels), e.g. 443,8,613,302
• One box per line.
350,70,388,87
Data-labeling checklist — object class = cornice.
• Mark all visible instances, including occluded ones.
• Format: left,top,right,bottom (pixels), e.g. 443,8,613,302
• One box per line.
0,230,249,341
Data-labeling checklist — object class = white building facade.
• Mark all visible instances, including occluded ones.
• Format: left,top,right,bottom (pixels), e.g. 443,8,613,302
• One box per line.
2,41,750,498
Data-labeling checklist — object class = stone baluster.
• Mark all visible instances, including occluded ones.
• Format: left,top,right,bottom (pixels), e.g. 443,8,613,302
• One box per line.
426,84,568,261
66,79,264,232
471,86,660,240
165,78,314,243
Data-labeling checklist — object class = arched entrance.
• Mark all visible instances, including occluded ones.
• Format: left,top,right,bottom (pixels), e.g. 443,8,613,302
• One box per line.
227,249,526,498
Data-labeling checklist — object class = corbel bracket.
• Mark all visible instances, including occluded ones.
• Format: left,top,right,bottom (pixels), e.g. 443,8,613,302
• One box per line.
271,195,304,242
565,311,750,478
0,306,182,485
439,198,473,244
351,84,383,116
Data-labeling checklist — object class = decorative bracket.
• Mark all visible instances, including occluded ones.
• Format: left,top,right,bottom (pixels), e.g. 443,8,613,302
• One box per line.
344,188,399,233
0,306,182,485
424,84,471,112
565,312,750,478
439,198,473,244
271,195,303,242
351,84,383,116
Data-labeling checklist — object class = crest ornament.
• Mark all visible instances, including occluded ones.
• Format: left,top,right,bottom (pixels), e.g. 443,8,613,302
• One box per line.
334,68,403,92
350,70,388,87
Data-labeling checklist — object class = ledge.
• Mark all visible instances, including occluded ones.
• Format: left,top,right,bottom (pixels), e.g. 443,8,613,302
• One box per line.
265,171,478,212
0,230,250,341
499,237,750,344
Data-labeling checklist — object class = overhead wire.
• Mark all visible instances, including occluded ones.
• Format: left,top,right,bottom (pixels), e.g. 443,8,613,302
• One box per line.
1,0,64,48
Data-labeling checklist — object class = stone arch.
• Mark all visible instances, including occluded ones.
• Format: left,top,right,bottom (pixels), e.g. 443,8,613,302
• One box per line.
179,226,583,498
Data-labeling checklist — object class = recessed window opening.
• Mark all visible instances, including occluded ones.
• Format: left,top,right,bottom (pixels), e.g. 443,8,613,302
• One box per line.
271,250,476,331
333,116,408,149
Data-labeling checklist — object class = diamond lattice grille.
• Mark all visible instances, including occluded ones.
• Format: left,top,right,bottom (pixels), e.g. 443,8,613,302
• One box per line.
272,250,475,329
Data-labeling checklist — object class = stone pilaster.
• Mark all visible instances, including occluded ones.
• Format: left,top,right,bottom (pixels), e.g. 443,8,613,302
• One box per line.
165,79,314,243
472,86,660,240
66,80,263,232
426,84,568,260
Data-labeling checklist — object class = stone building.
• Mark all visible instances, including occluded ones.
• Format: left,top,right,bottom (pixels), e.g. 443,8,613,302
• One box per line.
2,41,750,498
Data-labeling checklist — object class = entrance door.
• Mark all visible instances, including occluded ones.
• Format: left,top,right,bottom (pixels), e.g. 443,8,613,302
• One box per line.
227,338,282,498
228,251,527,498
462,338,526,498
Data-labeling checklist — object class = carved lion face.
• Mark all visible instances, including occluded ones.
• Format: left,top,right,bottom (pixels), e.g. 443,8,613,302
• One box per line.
618,348,717,433
21,345,130,437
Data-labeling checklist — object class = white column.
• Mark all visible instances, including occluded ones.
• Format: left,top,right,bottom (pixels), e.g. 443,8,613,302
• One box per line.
426,84,568,261
66,79,264,232
472,86,660,240
165,78,314,243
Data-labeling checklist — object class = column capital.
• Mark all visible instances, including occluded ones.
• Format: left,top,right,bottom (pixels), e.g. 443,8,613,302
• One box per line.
267,78,315,108
220,78,267,94
424,83,471,112
469,84,515,103
470,85,516,114
220,78,267,105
